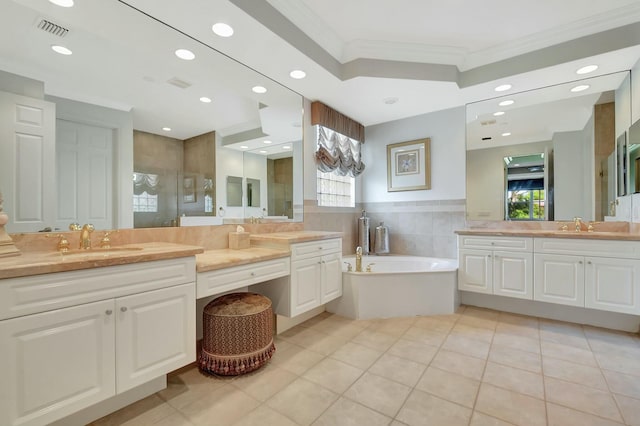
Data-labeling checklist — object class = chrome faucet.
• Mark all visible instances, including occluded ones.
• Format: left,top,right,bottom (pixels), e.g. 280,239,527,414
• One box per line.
355,246,363,272
70,223,94,249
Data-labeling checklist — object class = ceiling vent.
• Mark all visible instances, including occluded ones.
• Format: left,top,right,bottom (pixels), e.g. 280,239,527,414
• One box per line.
36,18,69,37
167,77,192,89
480,119,496,126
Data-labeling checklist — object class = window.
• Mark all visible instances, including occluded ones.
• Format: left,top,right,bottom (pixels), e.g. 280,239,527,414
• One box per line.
317,169,355,207
133,191,158,213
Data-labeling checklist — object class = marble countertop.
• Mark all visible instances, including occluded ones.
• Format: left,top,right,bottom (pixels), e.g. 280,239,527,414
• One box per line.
0,242,204,279
456,229,640,241
196,247,291,273
250,230,343,244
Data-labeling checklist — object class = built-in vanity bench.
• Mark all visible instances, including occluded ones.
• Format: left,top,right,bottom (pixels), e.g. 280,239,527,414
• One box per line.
196,231,343,322
456,229,640,332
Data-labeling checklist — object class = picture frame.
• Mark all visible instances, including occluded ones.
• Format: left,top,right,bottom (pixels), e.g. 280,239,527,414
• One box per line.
183,176,196,203
387,138,431,192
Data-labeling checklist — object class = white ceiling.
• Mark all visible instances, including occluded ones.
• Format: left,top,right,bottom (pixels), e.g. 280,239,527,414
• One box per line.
2,0,640,141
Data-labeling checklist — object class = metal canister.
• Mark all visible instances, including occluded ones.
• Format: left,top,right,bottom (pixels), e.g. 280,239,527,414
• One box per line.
374,221,390,255
357,210,370,255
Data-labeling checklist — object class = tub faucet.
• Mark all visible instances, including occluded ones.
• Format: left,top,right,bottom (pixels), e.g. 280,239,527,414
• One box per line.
573,217,584,232
355,246,363,272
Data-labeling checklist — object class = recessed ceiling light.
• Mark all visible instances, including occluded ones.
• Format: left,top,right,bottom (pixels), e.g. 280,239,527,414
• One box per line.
383,97,399,105
212,22,234,37
283,146,291,150
289,70,306,79
51,45,72,55
498,100,514,107
162,127,171,132
259,150,267,154
263,140,272,144
199,97,212,103
493,111,505,116
571,84,590,92
49,0,74,7
175,49,195,60
576,65,598,75
494,84,512,92
240,145,249,149
252,86,267,94
502,132,512,137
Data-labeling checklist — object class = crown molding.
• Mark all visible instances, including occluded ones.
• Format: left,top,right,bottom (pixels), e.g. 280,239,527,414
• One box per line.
343,39,467,67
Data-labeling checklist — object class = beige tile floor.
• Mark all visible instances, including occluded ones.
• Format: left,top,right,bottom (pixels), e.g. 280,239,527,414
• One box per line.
92,306,640,426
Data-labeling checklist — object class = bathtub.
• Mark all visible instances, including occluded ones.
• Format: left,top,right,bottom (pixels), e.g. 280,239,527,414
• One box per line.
326,255,459,320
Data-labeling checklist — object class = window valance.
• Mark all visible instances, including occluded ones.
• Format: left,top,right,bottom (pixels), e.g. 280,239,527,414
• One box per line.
133,172,160,195
311,101,365,143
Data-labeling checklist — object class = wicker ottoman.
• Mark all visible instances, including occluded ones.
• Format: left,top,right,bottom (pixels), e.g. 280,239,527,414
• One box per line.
199,292,275,376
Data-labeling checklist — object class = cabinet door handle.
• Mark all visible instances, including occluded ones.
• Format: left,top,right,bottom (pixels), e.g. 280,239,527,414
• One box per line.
120,307,128,312
487,254,491,258
250,272,255,276
587,261,592,265
105,309,113,316
318,246,323,250
579,261,583,264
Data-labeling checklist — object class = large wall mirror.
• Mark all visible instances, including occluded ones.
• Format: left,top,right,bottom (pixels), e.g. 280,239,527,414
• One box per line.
466,71,631,222
0,0,303,233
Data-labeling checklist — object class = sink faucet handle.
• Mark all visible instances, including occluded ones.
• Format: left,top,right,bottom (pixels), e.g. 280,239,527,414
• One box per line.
100,230,118,248
69,222,81,231
343,261,353,272
46,233,70,252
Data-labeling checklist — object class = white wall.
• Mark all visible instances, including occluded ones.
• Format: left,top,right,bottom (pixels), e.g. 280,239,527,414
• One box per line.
215,143,244,219
243,152,268,218
553,114,595,221
616,72,632,139
362,107,466,202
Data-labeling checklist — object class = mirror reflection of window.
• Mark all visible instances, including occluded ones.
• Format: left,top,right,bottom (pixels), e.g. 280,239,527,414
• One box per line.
504,154,546,220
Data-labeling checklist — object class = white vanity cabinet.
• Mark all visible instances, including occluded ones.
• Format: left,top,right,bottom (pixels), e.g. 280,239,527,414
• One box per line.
255,238,343,317
458,236,533,300
534,238,640,314
0,257,196,426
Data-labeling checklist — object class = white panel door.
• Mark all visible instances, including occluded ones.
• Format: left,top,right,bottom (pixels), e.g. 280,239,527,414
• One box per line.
0,300,115,426
585,257,640,314
56,119,113,230
321,252,343,303
534,254,585,306
0,91,55,232
291,257,322,316
493,251,533,299
116,283,195,393
458,249,492,294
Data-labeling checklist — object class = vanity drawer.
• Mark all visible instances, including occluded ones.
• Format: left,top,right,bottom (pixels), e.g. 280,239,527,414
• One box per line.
291,239,342,260
534,238,640,259
458,235,533,252
197,257,290,299
0,257,196,321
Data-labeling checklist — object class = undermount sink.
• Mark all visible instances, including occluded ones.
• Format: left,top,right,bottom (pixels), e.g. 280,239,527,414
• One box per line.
57,247,144,257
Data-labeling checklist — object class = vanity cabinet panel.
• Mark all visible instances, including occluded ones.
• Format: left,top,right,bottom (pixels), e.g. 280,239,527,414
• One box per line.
458,236,533,299
116,283,195,393
291,257,323,316
458,249,492,294
255,238,343,317
585,257,640,315
321,252,343,303
493,251,533,300
0,257,197,426
0,300,116,426
534,254,585,307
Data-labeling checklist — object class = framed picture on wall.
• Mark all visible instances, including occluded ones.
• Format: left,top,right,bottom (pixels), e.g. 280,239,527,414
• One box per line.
387,138,431,191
